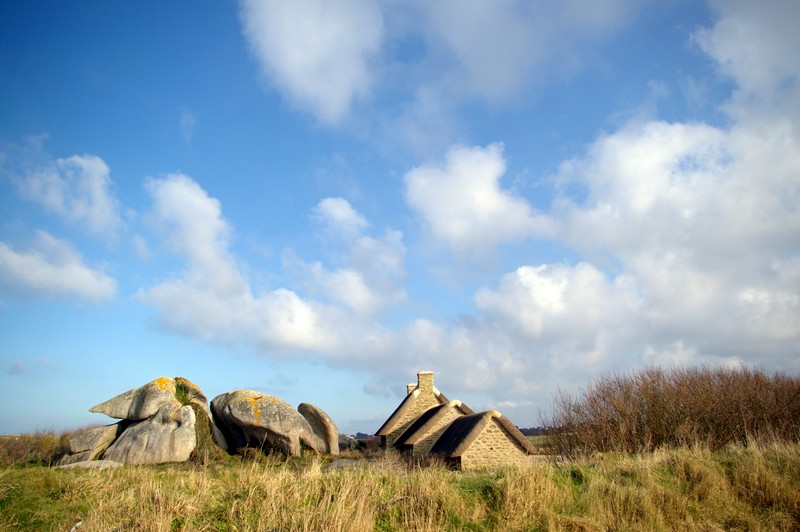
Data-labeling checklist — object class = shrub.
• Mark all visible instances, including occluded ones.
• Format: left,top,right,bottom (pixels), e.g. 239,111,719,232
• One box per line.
546,365,800,456
0,430,69,466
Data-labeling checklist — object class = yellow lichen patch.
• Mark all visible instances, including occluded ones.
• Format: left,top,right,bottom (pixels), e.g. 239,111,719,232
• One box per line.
154,376,176,392
231,393,265,420
247,397,262,419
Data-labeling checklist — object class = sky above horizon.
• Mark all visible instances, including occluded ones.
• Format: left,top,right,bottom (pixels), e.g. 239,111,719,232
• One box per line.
1,0,798,435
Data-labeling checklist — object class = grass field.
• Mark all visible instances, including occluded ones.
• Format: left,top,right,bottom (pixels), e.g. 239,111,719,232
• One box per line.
2,439,799,531
3,366,797,530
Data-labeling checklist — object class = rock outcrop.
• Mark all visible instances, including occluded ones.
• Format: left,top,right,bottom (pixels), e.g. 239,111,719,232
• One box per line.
57,378,344,466
211,390,324,457
90,377,178,421
58,376,226,466
57,424,124,466
298,402,339,455
103,402,197,465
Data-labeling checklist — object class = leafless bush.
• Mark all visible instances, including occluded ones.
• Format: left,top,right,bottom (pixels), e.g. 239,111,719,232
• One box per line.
545,365,800,456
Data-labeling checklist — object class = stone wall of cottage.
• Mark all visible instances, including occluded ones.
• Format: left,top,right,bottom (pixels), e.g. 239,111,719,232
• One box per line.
413,408,463,456
385,371,441,447
385,393,442,447
459,419,529,471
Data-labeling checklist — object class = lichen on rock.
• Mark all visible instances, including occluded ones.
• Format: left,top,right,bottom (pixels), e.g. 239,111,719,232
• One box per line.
211,390,325,457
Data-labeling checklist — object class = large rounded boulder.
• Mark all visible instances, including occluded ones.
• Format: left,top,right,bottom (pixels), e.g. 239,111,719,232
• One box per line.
90,376,179,421
211,390,324,457
298,402,339,455
103,402,197,465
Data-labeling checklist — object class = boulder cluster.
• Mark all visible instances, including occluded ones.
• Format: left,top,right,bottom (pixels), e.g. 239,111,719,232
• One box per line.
58,377,340,466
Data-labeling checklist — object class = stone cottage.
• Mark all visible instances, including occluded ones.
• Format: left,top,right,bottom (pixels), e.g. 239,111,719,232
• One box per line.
376,371,536,470
376,371,448,448
393,399,474,455
429,410,536,470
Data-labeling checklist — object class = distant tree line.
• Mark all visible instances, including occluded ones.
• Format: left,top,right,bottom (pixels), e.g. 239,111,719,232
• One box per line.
518,426,547,436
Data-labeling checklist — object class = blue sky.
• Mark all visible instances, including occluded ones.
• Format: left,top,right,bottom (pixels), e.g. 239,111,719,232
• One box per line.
1,0,798,435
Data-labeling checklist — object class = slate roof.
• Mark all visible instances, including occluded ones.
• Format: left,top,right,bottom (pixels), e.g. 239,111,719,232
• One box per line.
393,400,474,449
428,410,536,457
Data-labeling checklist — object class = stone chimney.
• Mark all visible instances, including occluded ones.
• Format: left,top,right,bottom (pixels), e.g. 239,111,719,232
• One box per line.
406,383,416,394
417,371,434,393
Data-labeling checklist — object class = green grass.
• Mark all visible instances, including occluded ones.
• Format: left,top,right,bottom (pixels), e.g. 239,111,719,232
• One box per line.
174,381,192,406
2,441,799,530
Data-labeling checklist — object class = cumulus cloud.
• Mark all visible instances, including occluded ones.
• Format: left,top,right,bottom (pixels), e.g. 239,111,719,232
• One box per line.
312,197,369,238
417,111,800,407
405,143,553,256
384,1,800,416
696,0,800,102
140,174,320,349
399,262,641,405
16,154,121,237
555,113,800,358
0,231,117,302
291,198,406,317
238,0,383,123
139,177,396,359
475,263,639,342
234,0,643,146
448,0,800,390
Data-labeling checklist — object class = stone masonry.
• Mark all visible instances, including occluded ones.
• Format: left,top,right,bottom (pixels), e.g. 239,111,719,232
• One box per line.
459,417,530,470
380,371,447,448
412,406,465,456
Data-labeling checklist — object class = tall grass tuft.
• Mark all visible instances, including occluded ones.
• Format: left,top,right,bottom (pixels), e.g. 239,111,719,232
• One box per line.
546,365,800,456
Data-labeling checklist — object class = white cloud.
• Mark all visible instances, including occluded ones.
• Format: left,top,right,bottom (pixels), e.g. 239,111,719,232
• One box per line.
292,198,406,317
413,0,640,102
397,262,642,405
404,143,553,256
312,197,368,238
140,174,324,349
17,154,121,237
417,0,544,101
555,115,800,357
475,263,639,340
139,176,396,358
238,0,383,123
696,0,800,102
521,0,800,374
234,0,641,143
317,267,381,317
0,231,117,302
385,1,800,413
144,174,246,296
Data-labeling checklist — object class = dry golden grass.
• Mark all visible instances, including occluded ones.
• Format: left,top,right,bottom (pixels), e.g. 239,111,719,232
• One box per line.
2,441,799,531
0,430,69,467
